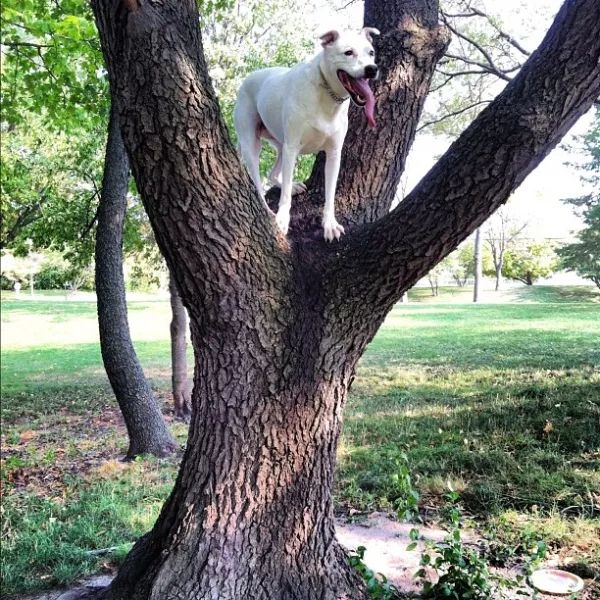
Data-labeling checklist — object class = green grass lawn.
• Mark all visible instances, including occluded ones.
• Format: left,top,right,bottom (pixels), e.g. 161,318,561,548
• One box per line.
1,285,599,596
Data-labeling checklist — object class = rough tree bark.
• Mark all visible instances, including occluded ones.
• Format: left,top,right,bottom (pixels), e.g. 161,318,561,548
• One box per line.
91,0,600,597
169,272,192,421
95,101,178,458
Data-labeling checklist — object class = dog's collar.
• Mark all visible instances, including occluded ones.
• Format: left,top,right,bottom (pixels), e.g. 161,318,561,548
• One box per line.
319,68,349,105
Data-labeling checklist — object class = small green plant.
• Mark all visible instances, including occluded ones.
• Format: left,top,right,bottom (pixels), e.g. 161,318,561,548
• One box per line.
412,493,550,599
392,453,420,521
348,545,398,600
416,492,494,599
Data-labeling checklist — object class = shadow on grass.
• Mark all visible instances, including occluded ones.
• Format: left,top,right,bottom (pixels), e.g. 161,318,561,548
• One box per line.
509,285,600,304
339,365,600,518
1,341,179,422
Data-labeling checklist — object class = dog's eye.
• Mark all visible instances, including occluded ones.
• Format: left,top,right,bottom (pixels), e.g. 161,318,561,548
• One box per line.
369,50,375,57
344,50,354,56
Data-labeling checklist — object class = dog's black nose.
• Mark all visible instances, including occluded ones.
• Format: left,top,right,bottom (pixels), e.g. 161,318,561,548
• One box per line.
364,65,378,79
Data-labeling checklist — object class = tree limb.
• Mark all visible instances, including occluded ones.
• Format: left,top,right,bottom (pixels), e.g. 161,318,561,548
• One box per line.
329,0,600,320
462,7,531,57
297,0,450,228
91,0,291,314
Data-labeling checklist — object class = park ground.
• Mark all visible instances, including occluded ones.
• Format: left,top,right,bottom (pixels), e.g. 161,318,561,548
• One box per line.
1,284,599,598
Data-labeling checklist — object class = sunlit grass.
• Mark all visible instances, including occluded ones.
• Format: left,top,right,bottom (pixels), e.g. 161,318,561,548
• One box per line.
1,284,599,595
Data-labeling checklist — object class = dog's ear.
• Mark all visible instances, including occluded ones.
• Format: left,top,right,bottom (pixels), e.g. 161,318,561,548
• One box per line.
362,27,380,43
320,30,340,47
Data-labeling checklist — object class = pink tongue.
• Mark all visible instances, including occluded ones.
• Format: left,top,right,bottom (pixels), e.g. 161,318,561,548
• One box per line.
353,77,376,128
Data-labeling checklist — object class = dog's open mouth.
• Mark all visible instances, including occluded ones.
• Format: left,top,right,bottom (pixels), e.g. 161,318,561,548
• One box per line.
337,70,376,128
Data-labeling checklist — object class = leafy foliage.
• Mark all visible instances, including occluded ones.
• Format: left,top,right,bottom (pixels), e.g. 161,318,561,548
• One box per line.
0,0,106,130
502,241,558,285
558,107,600,288
413,492,550,599
0,119,103,260
348,546,399,600
416,492,494,599
392,453,420,522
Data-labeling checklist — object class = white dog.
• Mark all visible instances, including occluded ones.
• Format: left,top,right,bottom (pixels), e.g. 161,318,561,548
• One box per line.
233,28,379,241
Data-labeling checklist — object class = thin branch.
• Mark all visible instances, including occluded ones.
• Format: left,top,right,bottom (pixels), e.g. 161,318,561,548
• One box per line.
336,0,360,11
444,52,522,76
2,41,52,49
441,15,512,82
467,7,531,57
441,7,531,58
80,188,102,239
417,99,491,131
436,68,489,77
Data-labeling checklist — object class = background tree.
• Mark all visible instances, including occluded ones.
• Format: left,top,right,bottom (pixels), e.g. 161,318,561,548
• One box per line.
90,0,600,599
473,226,483,302
1,0,176,456
95,103,177,457
558,106,600,287
503,240,558,285
169,272,192,421
484,206,528,291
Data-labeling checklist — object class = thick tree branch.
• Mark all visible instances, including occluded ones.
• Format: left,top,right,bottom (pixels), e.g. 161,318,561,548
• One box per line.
330,0,600,321
91,0,292,318
291,0,450,232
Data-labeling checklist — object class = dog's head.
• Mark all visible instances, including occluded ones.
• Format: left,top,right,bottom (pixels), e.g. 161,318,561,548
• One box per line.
320,27,380,127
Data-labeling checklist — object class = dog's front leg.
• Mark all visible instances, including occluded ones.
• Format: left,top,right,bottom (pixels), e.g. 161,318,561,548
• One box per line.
323,146,344,242
275,142,300,235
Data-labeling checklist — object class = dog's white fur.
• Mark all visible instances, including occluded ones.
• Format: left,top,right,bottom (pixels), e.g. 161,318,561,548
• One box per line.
234,28,379,241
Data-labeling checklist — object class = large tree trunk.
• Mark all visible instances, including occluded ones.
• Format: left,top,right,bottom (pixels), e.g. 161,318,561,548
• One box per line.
169,272,191,421
91,0,600,597
95,101,177,458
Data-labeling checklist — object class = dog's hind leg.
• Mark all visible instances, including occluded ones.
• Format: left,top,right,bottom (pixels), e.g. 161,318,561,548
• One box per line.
267,141,283,187
268,141,307,196
234,98,266,204
275,142,301,235
239,131,265,202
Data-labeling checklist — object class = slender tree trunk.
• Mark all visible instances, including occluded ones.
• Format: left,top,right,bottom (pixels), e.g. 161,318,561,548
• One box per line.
169,272,191,421
495,257,503,291
91,0,600,596
95,102,178,458
473,227,483,302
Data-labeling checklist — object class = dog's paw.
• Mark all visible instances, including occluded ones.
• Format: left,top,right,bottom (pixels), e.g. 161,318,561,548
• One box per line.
323,219,345,242
275,208,290,235
292,182,307,195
